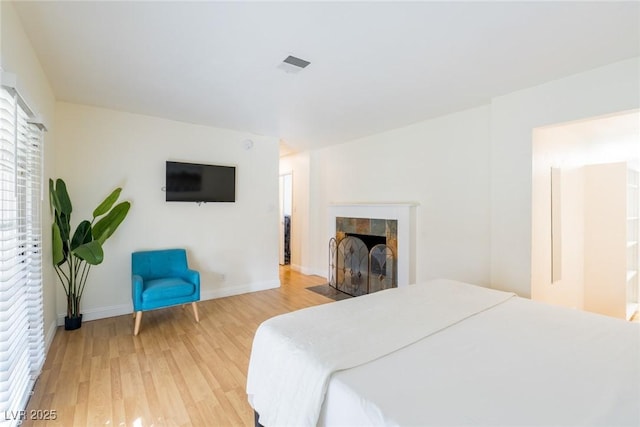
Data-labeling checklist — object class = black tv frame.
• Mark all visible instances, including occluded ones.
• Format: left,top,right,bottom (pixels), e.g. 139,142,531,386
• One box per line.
165,160,236,203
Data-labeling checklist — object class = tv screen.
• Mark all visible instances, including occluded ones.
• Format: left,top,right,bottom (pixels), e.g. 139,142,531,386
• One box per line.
166,161,236,202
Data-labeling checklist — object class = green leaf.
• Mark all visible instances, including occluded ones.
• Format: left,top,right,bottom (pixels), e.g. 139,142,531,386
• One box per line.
93,201,131,244
48,178,56,214
93,187,122,218
55,178,72,215
52,222,65,265
72,240,104,265
71,220,92,250
57,212,71,243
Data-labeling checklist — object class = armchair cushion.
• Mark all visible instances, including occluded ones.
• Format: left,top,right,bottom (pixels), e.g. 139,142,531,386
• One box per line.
142,278,195,303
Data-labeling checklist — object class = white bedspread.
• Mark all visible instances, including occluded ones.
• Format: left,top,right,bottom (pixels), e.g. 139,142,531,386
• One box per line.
246,279,515,427
318,296,640,426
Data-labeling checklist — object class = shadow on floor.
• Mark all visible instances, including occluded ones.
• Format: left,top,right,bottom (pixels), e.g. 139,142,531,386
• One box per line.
306,284,354,301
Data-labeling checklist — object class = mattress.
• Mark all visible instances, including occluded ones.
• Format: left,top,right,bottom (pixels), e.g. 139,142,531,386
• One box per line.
247,280,640,426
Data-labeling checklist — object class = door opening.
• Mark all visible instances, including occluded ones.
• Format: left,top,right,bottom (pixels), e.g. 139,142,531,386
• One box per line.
279,173,293,265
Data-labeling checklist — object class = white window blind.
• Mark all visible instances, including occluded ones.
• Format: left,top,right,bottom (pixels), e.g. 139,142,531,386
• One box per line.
0,84,44,427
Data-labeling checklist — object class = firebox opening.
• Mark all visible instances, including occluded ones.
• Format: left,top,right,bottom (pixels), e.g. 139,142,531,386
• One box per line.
345,233,386,251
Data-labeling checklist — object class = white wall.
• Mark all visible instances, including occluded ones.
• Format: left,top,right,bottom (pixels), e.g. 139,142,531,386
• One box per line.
307,105,492,286
1,2,58,347
583,162,628,318
531,128,586,309
491,57,640,297
54,102,280,323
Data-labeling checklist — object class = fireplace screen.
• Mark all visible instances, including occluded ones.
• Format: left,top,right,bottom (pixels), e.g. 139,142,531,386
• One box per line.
369,244,394,293
329,236,395,297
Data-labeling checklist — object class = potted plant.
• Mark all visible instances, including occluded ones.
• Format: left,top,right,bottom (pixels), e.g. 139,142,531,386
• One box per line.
49,178,131,330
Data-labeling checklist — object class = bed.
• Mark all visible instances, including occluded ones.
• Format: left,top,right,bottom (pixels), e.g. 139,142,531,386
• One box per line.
246,279,640,426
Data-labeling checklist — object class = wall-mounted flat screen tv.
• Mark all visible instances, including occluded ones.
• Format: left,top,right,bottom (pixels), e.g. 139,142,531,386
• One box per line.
166,161,236,202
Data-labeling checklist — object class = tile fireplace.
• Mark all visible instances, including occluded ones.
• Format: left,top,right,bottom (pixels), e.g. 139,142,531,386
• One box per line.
327,203,418,294
330,217,397,296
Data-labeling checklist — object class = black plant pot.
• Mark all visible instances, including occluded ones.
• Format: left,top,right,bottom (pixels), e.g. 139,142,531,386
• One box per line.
64,314,82,331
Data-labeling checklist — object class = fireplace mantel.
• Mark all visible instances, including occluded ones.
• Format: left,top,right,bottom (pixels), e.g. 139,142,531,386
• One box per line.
329,202,419,208
328,202,418,286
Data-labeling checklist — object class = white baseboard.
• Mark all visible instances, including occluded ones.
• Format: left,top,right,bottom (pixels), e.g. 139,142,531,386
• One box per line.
291,263,327,279
200,279,280,300
56,280,282,324
57,303,132,326
44,319,58,353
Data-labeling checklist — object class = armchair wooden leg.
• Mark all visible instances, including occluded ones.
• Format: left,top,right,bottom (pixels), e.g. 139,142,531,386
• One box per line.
134,311,143,336
192,302,200,323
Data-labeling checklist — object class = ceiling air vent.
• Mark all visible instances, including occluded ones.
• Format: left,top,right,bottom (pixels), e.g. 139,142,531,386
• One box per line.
278,55,311,74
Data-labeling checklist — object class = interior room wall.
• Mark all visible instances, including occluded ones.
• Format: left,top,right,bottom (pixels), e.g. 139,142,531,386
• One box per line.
54,102,280,323
490,57,640,297
531,127,586,309
583,162,629,318
307,105,492,286
1,2,58,347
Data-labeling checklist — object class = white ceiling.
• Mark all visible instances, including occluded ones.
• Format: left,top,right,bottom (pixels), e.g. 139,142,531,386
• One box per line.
12,1,640,153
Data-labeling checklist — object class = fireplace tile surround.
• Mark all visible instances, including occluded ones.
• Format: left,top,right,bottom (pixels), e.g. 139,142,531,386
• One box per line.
336,217,398,261
328,203,418,287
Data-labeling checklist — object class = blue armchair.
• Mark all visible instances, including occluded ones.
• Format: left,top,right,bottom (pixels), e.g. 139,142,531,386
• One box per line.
131,248,200,335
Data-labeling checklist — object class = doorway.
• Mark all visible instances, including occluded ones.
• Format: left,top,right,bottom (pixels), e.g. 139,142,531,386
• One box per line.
279,173,293,265
531,110,640,319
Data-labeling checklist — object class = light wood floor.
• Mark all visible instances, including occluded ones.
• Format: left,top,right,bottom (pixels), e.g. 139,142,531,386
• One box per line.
24,266,329,427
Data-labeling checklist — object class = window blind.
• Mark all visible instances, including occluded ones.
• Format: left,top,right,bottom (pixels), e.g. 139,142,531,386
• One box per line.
0,85,44,427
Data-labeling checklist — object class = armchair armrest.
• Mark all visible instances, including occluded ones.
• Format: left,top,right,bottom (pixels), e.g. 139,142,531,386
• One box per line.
182,268,200,300
181,269,200,286
132,274,144,311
